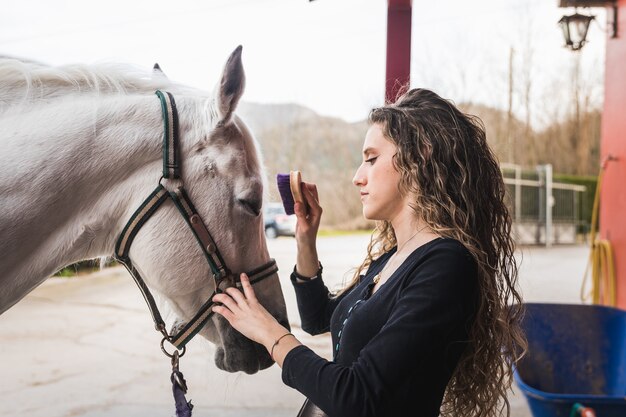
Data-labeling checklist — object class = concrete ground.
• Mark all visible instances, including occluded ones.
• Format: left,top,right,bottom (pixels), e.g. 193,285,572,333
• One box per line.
0,235,591,417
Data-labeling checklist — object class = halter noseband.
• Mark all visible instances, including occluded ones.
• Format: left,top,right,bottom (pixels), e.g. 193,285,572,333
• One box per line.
113,90,278,354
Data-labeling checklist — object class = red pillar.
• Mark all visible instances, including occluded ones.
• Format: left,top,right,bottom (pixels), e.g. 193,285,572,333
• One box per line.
385,0,412,104
601,0,626,308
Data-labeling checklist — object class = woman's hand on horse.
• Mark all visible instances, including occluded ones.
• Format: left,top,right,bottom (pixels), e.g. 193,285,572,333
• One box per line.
211,273,286,348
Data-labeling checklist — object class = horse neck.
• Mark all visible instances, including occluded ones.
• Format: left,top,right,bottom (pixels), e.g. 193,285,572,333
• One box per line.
0,93,181,312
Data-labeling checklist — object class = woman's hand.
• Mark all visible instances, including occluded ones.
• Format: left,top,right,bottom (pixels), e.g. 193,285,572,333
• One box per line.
295,182,322,243
294,182,322,277
211,273,288,349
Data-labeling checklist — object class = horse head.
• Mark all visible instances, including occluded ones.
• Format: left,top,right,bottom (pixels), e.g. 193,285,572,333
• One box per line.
118,47,288,374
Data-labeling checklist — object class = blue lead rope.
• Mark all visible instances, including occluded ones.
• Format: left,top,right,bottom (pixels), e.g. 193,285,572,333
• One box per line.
171,352,193,417
171,372,193,417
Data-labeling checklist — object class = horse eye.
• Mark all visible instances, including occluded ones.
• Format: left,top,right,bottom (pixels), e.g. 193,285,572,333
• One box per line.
237,198,261,217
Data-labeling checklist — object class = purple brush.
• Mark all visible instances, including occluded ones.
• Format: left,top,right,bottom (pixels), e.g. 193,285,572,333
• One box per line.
276,171,305,215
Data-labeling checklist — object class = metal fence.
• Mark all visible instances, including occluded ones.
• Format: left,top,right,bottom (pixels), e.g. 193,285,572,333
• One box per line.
501,163,587,246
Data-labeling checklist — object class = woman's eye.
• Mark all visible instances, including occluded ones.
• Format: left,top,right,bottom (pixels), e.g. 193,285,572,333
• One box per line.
365,156,378,164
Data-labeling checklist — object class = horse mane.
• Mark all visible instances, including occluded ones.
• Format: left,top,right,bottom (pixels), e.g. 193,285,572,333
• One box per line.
0,58,201,112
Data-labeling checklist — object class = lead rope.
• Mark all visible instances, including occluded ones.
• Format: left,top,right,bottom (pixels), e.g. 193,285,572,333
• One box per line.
171,351,193,417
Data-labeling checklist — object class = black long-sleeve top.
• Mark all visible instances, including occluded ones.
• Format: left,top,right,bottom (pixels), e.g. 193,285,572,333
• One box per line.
282,237,479,417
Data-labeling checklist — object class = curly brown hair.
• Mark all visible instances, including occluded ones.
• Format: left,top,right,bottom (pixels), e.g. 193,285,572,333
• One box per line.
343,88,527,417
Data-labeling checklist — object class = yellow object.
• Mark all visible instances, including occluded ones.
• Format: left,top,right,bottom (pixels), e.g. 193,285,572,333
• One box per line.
581,166,617,306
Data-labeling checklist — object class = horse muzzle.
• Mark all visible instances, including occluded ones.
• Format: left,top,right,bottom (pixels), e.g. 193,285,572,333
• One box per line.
213,316,290,374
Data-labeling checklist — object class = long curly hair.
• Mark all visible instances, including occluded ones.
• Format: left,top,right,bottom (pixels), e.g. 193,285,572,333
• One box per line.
344,88,527,417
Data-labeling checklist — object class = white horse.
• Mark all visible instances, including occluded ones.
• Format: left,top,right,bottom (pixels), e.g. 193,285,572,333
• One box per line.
0,47,289,374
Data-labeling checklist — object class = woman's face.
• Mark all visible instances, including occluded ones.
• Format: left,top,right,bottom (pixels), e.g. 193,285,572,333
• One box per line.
353,123,407,221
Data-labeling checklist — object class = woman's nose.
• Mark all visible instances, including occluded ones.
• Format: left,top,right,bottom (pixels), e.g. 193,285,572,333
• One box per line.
353,165,366,186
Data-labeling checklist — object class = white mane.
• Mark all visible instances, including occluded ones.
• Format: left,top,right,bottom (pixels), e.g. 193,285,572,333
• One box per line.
0,58,201,113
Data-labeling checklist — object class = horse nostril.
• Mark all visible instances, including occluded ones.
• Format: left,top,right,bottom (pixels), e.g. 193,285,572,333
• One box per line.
237,198,261,217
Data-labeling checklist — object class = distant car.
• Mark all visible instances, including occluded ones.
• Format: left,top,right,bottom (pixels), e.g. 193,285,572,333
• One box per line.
263,202,296,238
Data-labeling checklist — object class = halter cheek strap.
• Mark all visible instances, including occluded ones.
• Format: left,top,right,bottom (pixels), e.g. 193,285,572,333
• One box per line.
169,186,229,282
114,90,278,351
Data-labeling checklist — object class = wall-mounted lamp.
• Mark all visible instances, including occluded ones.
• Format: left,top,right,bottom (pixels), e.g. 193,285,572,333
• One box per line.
558,0,618,51
558,12,596,50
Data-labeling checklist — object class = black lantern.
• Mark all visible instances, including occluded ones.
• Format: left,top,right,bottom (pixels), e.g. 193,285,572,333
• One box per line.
558,12,595,50
558,1,618,40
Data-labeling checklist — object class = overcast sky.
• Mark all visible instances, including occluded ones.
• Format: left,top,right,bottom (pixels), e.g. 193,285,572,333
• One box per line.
1,0,607,124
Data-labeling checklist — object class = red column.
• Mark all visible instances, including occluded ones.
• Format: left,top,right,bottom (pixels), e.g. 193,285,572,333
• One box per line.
601,0,626,308
385,0,412,104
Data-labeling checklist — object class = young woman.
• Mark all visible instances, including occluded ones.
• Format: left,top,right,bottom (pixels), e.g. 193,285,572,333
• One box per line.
212,88,526,417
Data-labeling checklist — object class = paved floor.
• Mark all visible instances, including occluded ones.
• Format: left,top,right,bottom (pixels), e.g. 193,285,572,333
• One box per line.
0,235,591,417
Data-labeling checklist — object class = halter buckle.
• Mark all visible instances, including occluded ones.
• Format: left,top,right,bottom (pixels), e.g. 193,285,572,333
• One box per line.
212,269,229,291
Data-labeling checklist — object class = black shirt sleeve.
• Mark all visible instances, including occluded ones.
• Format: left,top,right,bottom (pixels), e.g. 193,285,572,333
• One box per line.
289,271,352,335
282,243,478,417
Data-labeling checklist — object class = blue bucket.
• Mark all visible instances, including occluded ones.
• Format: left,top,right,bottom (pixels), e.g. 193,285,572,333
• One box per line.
514,303,626,417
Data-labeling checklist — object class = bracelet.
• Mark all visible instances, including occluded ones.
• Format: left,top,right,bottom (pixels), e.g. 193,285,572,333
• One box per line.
270,332,294,361
293,262,323,281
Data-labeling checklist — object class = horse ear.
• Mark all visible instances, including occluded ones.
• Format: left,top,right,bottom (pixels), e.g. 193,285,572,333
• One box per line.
153,63,167,78
215,45,245,125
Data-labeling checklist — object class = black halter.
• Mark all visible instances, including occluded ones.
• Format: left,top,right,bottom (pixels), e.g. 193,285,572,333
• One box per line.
114,90,278,355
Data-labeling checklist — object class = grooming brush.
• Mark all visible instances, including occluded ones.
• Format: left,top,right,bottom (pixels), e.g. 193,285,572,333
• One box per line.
276,170,306,215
